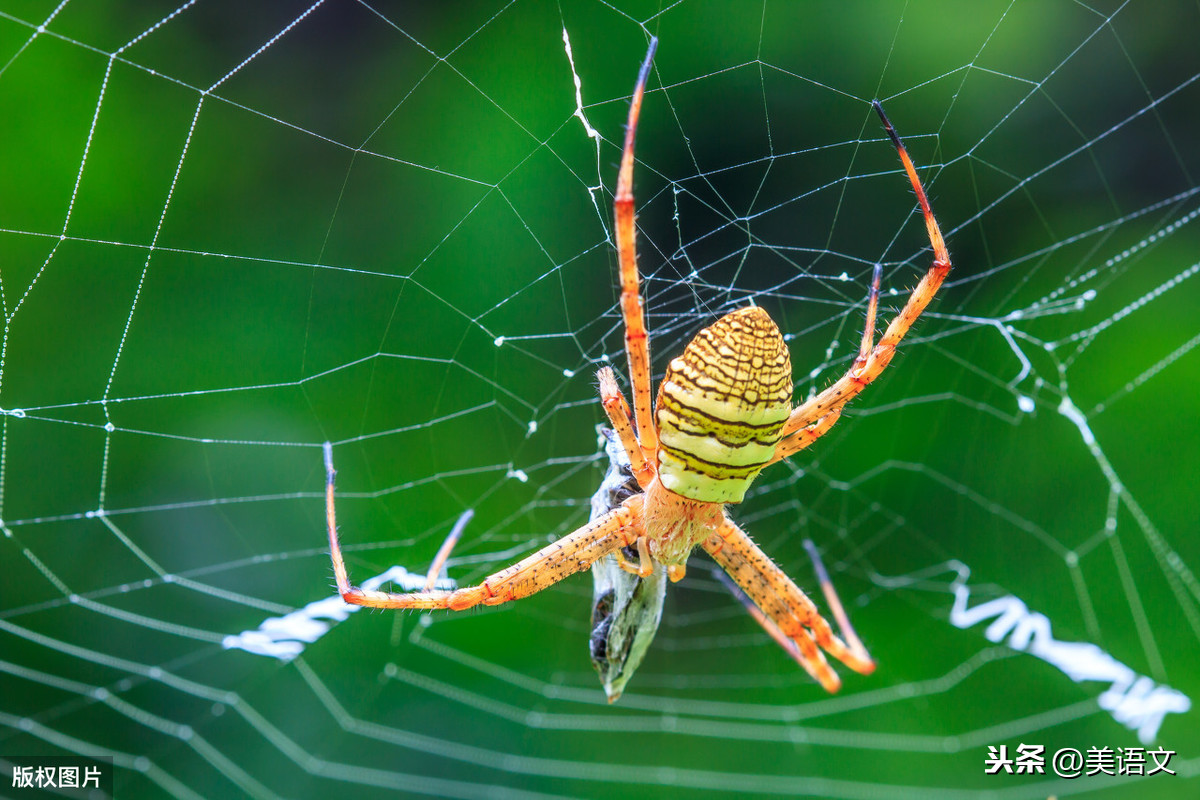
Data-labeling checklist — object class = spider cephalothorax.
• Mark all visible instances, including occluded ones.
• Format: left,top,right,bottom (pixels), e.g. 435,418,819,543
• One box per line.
323,37,953,693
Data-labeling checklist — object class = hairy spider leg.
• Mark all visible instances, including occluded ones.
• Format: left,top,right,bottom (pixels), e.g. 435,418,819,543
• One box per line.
614,534,655,579
767,408,841,466
422,509,473,592
597,366,652,486
703,517,875,692
778,101,953,444
613,37,660,461
324,442,643,610
803,538,871,662
712,537,871,679
770,262,880,464
857,262,884,369
710,566,807,667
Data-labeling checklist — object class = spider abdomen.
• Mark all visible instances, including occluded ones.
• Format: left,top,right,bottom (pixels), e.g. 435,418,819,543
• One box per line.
655,306,792,504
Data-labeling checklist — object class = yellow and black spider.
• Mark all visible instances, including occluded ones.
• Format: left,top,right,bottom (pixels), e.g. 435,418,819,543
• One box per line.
323,37,952,693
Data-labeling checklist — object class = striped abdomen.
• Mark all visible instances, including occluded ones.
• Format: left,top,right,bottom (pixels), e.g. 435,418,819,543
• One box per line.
655,306,792,504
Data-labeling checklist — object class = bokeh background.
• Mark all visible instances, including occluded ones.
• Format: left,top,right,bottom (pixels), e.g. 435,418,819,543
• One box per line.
1,1,1197,797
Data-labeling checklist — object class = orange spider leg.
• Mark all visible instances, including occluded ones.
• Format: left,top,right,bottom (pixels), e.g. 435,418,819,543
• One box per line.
711,566,806,666
615,534,654,578
325,443,643,611
703,517,874,692
856,263,883,366
767,409,841,466
711,539,871,675
613,37,659,459
597,366,652,487
779,101,952,440
768,261,878,464
802,539,871,662
422,509,473,591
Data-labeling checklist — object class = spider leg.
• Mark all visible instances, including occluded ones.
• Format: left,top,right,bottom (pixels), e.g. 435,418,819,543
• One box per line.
597,367,653,487
778,101,952,442
615,535,654,578
703,516,875,692
613,37,659,460
802,539,871,663
422,509,473,592
856,262,884,370
325,443,643,611
767,262,878,464
767,409,841,466
710,565,807,667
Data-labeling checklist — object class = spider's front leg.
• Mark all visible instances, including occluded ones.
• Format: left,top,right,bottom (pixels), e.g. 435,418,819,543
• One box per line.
702,516,874,692
325,443,644,611
613,37,660,461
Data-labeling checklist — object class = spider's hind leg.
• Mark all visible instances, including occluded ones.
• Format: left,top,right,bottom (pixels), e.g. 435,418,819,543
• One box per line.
702,516,874,692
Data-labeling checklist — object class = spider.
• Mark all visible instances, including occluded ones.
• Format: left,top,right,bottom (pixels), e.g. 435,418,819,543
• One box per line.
323,37,952,693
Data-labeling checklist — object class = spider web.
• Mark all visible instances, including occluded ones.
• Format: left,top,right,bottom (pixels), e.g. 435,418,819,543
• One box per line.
1,1,1198,797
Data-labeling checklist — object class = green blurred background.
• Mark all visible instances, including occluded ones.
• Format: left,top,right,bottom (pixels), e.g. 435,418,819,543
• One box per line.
0,1,1197,797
